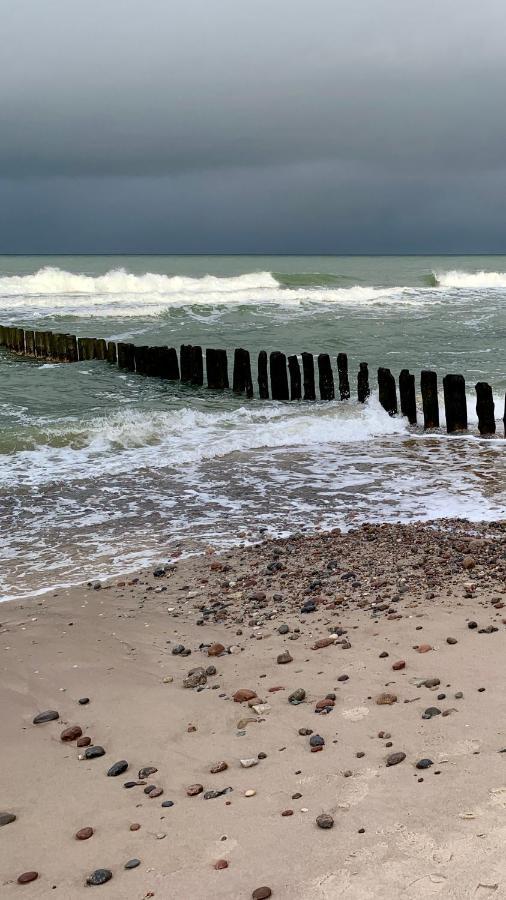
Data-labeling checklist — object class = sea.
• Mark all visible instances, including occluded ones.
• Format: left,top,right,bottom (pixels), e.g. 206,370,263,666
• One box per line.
1,254,505,601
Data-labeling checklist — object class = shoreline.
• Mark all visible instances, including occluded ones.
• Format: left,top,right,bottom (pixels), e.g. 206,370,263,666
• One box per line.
2,519,506,897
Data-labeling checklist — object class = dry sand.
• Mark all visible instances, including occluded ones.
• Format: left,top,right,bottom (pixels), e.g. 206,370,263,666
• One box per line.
1,520,506,899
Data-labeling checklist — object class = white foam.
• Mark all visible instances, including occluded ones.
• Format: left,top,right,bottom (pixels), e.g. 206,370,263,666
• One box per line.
0,266,427,317
435,269,506,288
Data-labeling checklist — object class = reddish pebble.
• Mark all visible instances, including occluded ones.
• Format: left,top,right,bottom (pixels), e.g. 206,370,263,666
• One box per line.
214,859,229,869
310,745,323,753
75,827,93,840
130,823,141,831
60,725,83,742
315,698,335,710
186,784,204,796
208,643,225,657
392,660,406,670
252,889,272,900
17,872,38,884
281,809,294,816
417,644,432,653
268,686,285,693
233,689,257,702
76,736,92,748
148,787,163,798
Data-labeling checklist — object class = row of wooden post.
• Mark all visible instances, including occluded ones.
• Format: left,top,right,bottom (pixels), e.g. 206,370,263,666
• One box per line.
0,324,504,436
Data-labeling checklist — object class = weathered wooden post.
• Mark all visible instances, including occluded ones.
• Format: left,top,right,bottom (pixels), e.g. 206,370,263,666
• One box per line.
288,355,301,400
258,351,269,399
191,346,203,386
180,345,193,382
106,341,117,364
475,382,496,436
357,362,370,403
420,370,439,429
25,330,36,357
337,353,350,400
14,327,25,354
0,325,5,346
232,348,253,397
206,349,229,390
134,345,149,374
301,352,316,401
378,367,398,415
443,374,467,432
399,369,417,424
318,353,335,400
117,342,135,371
270,351,289,401
165,347,180,380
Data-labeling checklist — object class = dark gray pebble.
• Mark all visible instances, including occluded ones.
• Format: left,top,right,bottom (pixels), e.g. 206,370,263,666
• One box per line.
107,760,128,777
161,800,174,808
86,869,113,886
416,758,433,769
309,734,325,747
78,698,90,705
124,859,141,870
0,813,16,827
422,707,441,719
85,746,106,759
33,710,59,725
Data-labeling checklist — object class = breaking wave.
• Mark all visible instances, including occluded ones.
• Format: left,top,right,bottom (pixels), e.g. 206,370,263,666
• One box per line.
434,269,506,288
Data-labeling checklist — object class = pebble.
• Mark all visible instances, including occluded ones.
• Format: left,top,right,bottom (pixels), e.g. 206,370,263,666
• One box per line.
240,758,259,768
214,859,229,869
61,725,83,742
138,766,158,779
125,859,141,869
186,783,204,796
376,692,397,705
77,736,92,747
245,789,256,797
130,823,141,831
316,813,334,829
17,872,39,884
210,761,228,773
233,689,257,702
183,668,207,688
86,869,113,886
148,787,163,798
309,734,325,747
252,888,272,899
85,746,106,759
0,813,16,827
161,800,174,808
75,826,94,840
278,624,289,634
78,697,90,705
277,651,293,664
446,637,458,645
208,643,225,656
416,758,433,769
107,760,128,777
386,752,406,767
392,660,406,670
298,727,313,736
33,710,59,724
468,621,478,630
423,678,440,688
422,707,441,719
281,809,293,816
288,689,306,704
417,644,432,653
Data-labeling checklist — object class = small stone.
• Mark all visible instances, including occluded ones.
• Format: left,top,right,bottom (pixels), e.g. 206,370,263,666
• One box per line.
125,859,141,869
379,651,389,658
446,637,458,645
315,698,335,711
417,644,432,653
186,783,204,796
392,660,406,670
309,734,325,747
78,697,90,705
281,809,294,816
245,789,256,797
233,689,257,702
138,766,158,779
17,872,39,884
148,787,163,798
252,888,272,899
107,760,128,777
288,689,306,704
386,752,406,766
206,665,217,676
240,758,259,768
278,624,289,634
277,651,293,664
422,707,441,719
423,678,440,688
312,638,335,650
183,668,207,688
376,692,397,705
316,813,334,829
86,869,113,886
60,725,83,742
463,555,475,569
416,758,433,769
163,676,173,683
33,710,59,724
468,621,478,630
455,691,464,699
208,643,225,657
210,761,228,773
77,736,91,747
298,727,313,736
0,813,16,827
85,746,105,759
130,823,141,831
214,859,229,869
161,800,174,808
172,644,185,654
76,826,94,840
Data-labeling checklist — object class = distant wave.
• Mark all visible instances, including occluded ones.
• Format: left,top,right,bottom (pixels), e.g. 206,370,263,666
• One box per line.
434,269,506,288
0,266,429,318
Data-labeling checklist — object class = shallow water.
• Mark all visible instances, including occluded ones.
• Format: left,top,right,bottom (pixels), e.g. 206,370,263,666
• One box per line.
1,254,505,599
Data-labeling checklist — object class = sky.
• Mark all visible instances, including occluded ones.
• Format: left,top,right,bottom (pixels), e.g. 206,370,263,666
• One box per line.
1,0,506,253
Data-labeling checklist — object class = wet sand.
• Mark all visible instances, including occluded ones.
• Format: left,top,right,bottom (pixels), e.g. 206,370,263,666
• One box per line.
2,520,506,898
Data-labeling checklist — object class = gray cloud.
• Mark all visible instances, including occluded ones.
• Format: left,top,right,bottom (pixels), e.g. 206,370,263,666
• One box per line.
1,0,506,250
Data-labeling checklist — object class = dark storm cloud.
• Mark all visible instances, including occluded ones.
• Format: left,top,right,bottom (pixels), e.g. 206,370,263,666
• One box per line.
2,0,506,251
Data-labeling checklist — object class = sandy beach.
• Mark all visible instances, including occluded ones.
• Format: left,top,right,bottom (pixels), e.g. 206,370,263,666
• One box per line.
1,520,506,898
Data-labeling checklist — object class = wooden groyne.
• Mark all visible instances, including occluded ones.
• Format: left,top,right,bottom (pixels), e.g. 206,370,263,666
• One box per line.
0,324,504,437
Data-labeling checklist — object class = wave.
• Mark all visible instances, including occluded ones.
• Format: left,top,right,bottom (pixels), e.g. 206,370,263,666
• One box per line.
0,399,407,487
434,269,506,288
0,266,427,317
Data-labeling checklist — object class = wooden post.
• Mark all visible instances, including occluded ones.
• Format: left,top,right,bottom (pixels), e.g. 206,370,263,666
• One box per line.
399,369,417,424
232,348,253,397
357,362,370,403
117,342,135,371
134,345,149,375
0,325,5,346
25,330,36,357
258,351,269,399
180,345,193,382
35,330,46,359
191,346,203,386
14,327,25,353
106,341,117,364
270,351,289,400
302,352,316,401
288,354,301,400
206,349,229,389
504,394,506,438
378,367,398,415
164,348,180,380
318,353,335,400
420,370,439,429
443,374,467,432
475,382,496,435
337,353,350,400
